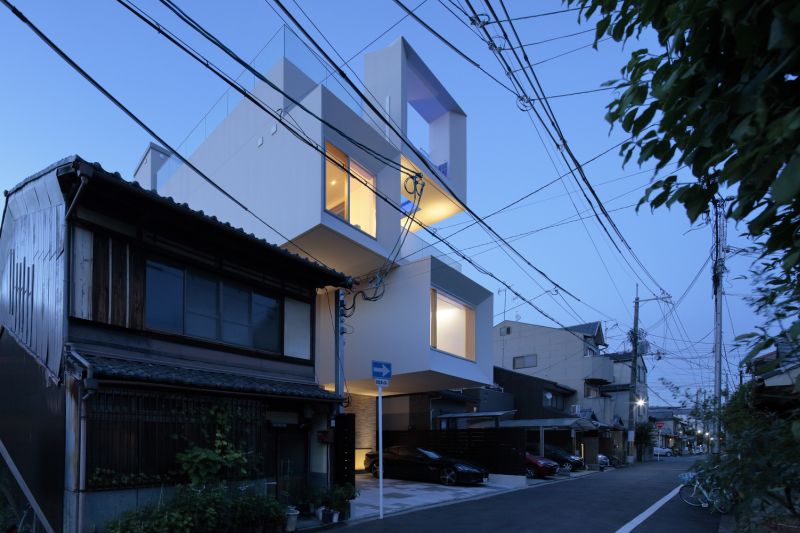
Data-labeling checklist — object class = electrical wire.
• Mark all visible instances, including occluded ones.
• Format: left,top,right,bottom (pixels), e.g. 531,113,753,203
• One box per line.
104,0,597,338
0,0,351,277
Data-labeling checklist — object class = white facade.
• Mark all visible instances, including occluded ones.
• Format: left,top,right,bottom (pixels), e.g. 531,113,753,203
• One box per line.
133,32,492,401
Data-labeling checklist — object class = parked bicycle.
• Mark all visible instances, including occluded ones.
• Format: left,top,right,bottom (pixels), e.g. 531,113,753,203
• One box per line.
678,470,734,514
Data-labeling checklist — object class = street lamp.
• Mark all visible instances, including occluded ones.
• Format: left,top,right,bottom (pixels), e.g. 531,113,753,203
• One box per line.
636,399,645,407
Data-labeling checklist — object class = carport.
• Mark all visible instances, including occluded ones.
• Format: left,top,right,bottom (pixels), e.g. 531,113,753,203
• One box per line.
498,417,597,460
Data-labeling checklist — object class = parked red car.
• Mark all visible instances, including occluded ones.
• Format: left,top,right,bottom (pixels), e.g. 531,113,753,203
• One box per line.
525,453,559,478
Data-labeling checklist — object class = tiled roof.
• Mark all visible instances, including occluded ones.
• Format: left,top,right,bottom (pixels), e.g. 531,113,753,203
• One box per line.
564,321,602,337
8,155,352,288
75,352,341,402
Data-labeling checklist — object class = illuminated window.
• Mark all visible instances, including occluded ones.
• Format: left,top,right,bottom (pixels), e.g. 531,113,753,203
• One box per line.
430,289,475,360
325,142,376,237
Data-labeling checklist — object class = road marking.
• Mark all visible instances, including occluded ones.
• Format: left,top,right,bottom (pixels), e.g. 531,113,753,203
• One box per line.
615,485,682,533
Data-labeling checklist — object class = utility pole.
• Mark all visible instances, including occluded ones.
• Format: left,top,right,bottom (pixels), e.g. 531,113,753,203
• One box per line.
627,286,671,463
711,199,726,455
626,285,640,464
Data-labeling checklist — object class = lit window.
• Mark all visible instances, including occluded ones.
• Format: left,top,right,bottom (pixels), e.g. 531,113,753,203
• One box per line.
430,289,475,360
513,354,537,369
325,142,376,237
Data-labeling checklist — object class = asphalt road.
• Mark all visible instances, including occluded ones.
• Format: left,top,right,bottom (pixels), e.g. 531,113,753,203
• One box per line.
342,455,721,533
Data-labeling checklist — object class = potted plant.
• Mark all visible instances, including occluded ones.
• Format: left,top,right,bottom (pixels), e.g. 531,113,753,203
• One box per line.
327,483,358,522
284,505,300,532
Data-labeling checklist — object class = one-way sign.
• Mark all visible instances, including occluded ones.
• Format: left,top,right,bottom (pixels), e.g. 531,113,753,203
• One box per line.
372,360,392,380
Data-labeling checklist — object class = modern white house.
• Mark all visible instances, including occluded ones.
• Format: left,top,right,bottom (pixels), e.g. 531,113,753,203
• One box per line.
133,29,493,466
492,320,616,425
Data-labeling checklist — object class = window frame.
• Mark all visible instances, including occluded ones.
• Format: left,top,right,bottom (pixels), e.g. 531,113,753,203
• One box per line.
429,288,476,361
512,354,538,369
143,257,313,363
324,141,378,239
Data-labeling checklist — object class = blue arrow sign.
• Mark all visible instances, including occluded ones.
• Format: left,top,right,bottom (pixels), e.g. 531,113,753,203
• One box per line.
372,360,392,380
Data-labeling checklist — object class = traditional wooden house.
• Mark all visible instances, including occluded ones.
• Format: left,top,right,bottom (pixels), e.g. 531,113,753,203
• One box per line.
0,156,352,532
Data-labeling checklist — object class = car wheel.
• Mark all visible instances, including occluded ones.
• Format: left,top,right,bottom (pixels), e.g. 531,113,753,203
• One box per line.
526,467,536,479
666,451,673,457
370,462,379,478
439,467,457,485
561,463,573,472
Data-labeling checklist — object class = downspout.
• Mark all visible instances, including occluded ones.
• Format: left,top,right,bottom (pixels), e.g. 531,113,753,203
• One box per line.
68,348,94,533
63,166,89,533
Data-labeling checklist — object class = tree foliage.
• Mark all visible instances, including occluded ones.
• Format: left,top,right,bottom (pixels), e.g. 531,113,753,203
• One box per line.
565,0,800,352
708,381,800,531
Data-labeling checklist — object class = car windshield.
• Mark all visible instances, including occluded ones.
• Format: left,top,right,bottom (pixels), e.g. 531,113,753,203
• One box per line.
417,448,441,460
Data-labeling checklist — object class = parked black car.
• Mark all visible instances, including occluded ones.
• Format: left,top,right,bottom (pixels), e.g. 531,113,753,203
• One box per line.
528,445,585,471
364,446,488,485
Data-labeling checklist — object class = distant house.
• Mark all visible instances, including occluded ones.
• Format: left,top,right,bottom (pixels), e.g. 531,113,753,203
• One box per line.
493,320,615,425
602,351,649,429
0,157,352,532
747,338,800,410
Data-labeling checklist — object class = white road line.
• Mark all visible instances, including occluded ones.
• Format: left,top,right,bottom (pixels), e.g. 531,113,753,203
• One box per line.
615,485,682,533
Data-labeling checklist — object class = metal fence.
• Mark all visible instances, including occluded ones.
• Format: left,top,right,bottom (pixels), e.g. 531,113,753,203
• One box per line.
85,389,274,490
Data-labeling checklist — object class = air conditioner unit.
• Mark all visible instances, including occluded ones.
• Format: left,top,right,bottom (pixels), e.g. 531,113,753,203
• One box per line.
570,405,581,416
499,326,512,336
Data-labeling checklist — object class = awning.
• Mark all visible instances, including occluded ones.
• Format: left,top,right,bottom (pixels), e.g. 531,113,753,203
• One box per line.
497,418,597,431
69,351,342,402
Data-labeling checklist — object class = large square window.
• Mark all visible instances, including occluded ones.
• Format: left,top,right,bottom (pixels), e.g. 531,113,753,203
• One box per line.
325,142,376,237
430,289,475,360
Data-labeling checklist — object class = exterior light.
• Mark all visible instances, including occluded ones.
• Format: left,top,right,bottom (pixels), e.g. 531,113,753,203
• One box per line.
636,399,645,407
697,430,702,434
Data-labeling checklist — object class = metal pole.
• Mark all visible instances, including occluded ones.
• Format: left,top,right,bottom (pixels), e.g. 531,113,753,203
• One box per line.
712,199,725,455
539,425,545,461
378,384,384,519
627,285,640,464
334,290,344,414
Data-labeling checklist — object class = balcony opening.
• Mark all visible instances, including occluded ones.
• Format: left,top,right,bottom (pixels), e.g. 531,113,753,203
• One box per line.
430,288,475,360
407,102,430,156
325,142,377,238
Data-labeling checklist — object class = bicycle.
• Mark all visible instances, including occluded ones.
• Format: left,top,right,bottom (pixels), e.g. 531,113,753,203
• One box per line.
678,470,733,514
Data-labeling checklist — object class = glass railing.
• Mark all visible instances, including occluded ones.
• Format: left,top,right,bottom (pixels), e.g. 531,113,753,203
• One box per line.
155,24,383,190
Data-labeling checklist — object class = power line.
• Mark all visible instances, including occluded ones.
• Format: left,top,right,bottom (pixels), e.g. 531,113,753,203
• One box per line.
474,0,669,298
484,6,582,23
108,0,596,338
266,0,598,309
500,27,596,49
0,0,342,275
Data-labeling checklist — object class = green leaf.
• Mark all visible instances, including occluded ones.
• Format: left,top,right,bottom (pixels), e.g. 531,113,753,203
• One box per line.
771,155,800,204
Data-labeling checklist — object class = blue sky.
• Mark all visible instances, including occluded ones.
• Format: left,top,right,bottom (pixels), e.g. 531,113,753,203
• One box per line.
0,0,760,403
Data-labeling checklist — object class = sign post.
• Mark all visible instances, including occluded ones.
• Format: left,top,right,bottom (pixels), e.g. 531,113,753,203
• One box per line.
372,360,392,520
655,422,664,462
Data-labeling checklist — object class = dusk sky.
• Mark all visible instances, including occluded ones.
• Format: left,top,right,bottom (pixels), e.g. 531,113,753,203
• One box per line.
0,0,760,403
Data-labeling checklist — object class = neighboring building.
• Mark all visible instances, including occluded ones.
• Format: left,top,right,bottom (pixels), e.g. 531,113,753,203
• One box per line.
603,351,649,429
492,366,575,421
133,29,493,470
493,320,614,425
747,338,800,410
0,157,352,532
649,406,692,451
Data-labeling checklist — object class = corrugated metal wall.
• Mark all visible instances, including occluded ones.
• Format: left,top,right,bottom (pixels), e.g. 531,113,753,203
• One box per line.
0,172,66,379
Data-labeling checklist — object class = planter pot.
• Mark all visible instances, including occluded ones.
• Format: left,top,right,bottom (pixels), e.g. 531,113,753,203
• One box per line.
315,506,325,521
285,507,300,532
321,509,339,524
